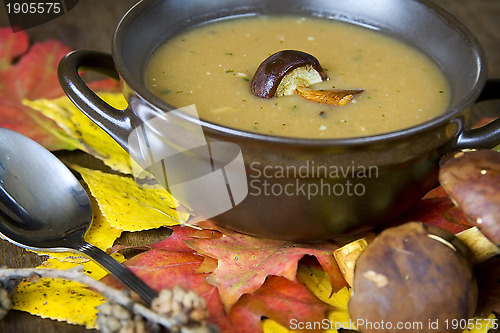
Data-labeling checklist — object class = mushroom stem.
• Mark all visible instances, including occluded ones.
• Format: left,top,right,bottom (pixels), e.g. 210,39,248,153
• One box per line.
456,226,500,264
333,238,369,287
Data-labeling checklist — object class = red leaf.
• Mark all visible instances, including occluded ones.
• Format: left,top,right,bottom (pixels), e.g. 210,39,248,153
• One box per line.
0,28,119,150
229,276,333,333
0,28,73,149
186,221,347,309
0,27,29,69
102,227,234,332
101,226,337,332
394,196,473,234
1,41,70,100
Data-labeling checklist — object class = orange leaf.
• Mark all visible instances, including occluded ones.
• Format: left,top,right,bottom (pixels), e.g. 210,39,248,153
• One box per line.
186,221,347,309
394,196,473,234
229,275,333,333
100,226,339,332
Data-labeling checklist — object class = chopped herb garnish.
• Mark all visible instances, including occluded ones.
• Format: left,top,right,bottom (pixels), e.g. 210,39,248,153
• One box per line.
225,52,233,55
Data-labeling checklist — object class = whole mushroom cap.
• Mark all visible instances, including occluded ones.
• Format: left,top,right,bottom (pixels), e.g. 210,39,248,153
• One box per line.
348,222,477,333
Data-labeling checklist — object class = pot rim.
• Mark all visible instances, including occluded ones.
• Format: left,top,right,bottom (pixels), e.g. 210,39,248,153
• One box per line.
112,0,488,148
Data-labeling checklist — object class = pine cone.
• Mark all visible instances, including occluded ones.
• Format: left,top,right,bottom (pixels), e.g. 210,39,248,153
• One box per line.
96,302,148,333
151,286,208,326
96,287,211,333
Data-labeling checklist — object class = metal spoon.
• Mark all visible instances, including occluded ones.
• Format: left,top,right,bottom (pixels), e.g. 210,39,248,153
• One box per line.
0,128,158,305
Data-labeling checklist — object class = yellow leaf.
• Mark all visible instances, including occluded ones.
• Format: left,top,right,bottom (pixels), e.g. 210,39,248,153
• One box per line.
23,93,132,174
73,165,188,231
262,319,295,333
297,264,356,332
11,256,124,329
13,277,103,329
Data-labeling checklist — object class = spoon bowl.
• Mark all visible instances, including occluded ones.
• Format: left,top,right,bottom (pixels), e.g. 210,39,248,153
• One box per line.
0,128,157,305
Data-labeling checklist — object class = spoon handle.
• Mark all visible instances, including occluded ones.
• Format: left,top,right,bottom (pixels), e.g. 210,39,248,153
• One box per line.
76,242,158,306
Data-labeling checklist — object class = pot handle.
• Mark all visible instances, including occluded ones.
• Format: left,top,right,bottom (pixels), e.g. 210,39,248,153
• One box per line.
57,50,133,150
453,78,500,150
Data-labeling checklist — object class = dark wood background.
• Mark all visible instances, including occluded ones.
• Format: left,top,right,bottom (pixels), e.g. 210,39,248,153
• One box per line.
0,0,499,332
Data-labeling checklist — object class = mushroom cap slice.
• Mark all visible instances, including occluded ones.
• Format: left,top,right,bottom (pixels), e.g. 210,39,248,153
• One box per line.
349,222,477,333
251,50,327,98
439,149,500,245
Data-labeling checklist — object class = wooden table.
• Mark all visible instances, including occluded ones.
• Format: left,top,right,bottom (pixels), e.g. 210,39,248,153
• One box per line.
0,1,499,332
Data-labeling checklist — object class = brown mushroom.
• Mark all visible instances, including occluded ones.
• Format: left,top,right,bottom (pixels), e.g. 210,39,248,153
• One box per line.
348,222,477,333
439,149,500,245
250,50,363,105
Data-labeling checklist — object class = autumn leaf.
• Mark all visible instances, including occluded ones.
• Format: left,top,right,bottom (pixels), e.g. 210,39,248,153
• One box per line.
0,28,76,150
186,221,347,309
103,226,335,333
101,227,235,333
393,196,473,235
0,27,121,151
229,276,333,333
24,93,133,174
12,256,125,329
297,264,354,333
0,26,29,69
73,166,187,231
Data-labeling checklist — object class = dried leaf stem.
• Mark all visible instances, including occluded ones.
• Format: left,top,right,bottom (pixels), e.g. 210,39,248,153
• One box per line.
0,266,215,333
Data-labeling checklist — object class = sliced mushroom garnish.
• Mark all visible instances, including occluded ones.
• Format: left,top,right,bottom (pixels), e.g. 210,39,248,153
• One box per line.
296,86,364,106
251,50,363,105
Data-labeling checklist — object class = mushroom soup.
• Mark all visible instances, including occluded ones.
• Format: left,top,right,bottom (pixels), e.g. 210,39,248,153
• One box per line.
144,16,450,139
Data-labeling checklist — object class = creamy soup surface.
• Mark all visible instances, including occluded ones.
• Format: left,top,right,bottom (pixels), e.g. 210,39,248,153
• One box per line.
145,16,450,139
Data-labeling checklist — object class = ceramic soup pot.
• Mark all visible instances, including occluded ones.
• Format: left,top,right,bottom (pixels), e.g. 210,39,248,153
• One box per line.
58,0,500,240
